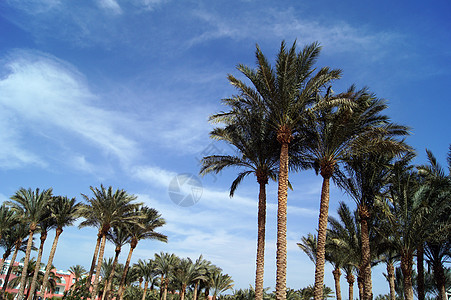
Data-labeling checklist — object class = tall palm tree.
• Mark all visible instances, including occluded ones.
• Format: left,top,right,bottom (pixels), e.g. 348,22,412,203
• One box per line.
41,196,80,299
102,225,131,300
117,206,167,300
28,204,56,300
223,40,342,299
201,105,280,300
5,187,53,299
0,221,30,292
154,252,178,300
0,205,19,275
79,185,142,300
303,85,410,300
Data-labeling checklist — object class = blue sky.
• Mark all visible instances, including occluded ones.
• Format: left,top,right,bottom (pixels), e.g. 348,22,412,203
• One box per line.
0,0,450,295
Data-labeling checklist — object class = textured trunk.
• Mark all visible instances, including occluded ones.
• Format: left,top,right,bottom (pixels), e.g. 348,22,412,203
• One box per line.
333,267,342,300
42,228,62,300
118,242,137,300
163,278,169,300
141,280,149,300
357,276,363,300
159,275,164,300
346,273,354,300
387,263,396,300
102,246,122,300
359,207,373,300
28,231,47,300
433,262,446,300
417,244,424,300
180,284,186,300
92,233,108,300
0,249,11,277
255,178,267,300
193,280,199,300
88,233,102,286
17,227,35,299
400,251,414,300
314,175,331,300
2,241,21,291
275,138,290,300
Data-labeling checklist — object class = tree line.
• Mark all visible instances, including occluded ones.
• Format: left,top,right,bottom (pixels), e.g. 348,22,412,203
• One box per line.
200,40,450,300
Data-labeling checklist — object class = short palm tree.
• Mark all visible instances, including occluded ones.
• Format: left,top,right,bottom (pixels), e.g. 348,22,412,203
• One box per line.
224,40,342,299
191,255,211,300
134,259,157,300
5,187,53,299
154,252,179,300
41,196,80,299
69,264,87,285
0,205,19,275
210,271,234,300
0,221,30,292
79,185,142,300
102,224,131,300
117,206,167,300
201,105,280,300
173,258,199,300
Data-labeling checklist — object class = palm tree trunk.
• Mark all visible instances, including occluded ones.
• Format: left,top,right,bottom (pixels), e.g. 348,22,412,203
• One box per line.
2,241,21,291
180,284,186,300
255,178,267,300
387,263,396,300
92,233,108,300
193,280,199,300
159,275,164,300
141,280,149,300
41,228,62,300
17,227,35,299
433,262,446,300
163,278,169,300
88,233,102,287
417,244,424,300
0,249,11,277
333,267,342,300
359,206,372,300
275,138,290,300
28,231,47,300
102,246,121,300
346,273,354,300
314,174,332,300
357,275,363,300
400,251,414,300
118,243,137,300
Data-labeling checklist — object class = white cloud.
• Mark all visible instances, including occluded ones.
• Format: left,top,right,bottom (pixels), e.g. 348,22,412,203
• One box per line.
97,0,122,15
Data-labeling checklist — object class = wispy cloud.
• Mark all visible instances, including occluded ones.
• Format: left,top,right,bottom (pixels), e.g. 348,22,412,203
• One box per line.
97,0,122,15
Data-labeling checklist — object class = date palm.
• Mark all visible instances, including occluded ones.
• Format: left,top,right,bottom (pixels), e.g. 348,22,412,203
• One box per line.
201,106,280,300
0,221,30,292
28,204,56,300
0,205,19,275
69,264,87,287
210,271,234,300
223,40,342,299
154,252,178,300
117,206,167,300
304,85,410,300
102,225,131,300
134,259,157,300
41,196,80,299
79,185,142,300
5,187,53,299
191,255,211,300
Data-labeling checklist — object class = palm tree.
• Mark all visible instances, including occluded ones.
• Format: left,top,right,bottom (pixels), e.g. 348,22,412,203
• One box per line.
133,259,156,300
117,206,167,300
154,252,178,300
201,104,280,300
303,85,410,300
172,258,198,300
68,264,87,287
79,185,142,300
5,187,53,299
223,40,342,299
0,205,19,275
191,255,211,300
102,225,131,300
28,203,56,300
0,221,30,292
41,196,80,299
210,271,234,300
